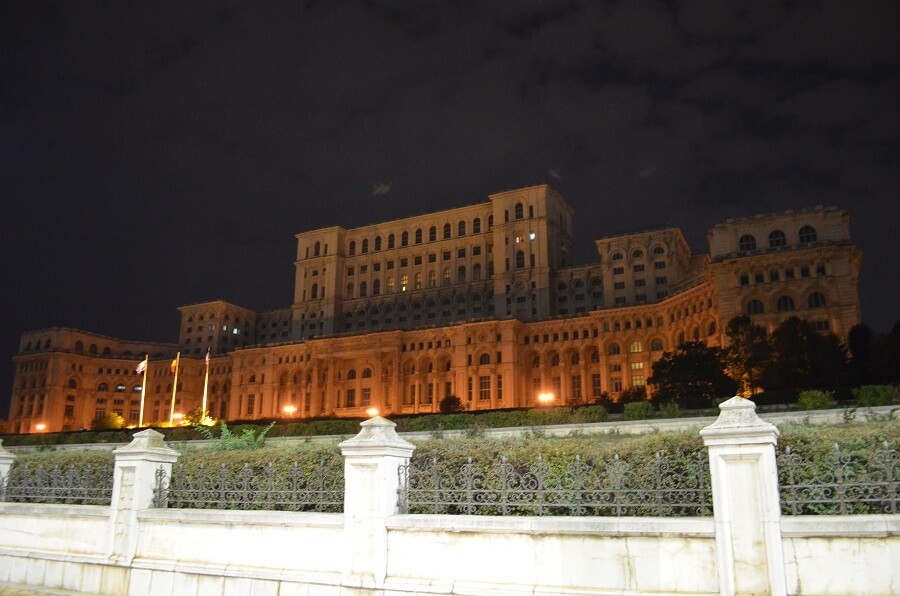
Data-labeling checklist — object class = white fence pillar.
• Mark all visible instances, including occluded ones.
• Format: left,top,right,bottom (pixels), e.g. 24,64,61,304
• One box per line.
108,429,180,564
701,396,787,596
0,439,14,491
339,416,415,590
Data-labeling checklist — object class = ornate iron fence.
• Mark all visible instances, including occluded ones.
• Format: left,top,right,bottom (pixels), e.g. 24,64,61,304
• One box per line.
0,464,113,506
778,442,898,515
152,461,344,512
398,452,712,517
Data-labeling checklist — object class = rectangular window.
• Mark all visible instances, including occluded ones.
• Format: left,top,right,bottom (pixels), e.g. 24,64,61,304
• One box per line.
246,395,255,416
552,376,561,395
571,375,582,400
656,277,668,285
634,279,646,287
614,282,625,290
458,248,466,258
414,256,422,265
479,376,490,400
400,258,408,267
591,373,602,398
64,405,75,418
346,389,356,408
633,264,644,272
467,377,473,401
361,388,371,406
428,253,436,263
497,374,503,400
654,261,666,270
387,260,394,269
473,246,481,256
612,378,622,392
801,266,810,278
631,375,645,387
615,297,627,305
613,267,624,275
443,251,451,261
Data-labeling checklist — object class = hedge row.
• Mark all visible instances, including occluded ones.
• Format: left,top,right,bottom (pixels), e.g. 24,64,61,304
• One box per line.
3,385,897,447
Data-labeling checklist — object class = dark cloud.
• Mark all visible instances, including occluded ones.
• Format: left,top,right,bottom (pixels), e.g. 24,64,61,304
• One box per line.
1,0,899,418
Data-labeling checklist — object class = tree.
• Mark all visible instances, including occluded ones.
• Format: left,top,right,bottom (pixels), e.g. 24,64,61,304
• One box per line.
649,341,737,409
760,317,847,394
91,413,125,430
184,407,213,426
439,395,463,413
723,315,770,395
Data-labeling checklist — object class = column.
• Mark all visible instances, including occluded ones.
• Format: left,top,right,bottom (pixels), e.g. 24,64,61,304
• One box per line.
700,396,787,596
107,429,180,564
339,416,415,590
0,439,15,491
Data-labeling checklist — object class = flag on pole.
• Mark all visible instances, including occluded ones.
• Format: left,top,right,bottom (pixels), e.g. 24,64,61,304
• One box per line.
170,358,178,373
135,358,147,374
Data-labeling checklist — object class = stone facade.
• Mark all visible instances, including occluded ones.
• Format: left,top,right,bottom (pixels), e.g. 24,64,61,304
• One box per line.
7,186,861,433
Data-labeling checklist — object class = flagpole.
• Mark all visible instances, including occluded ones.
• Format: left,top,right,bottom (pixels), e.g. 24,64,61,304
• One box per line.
201,347,211,418
169,351,181,427
138,354,149,427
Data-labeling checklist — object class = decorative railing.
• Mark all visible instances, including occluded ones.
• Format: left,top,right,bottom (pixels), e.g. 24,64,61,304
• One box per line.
398,452,712,517
0,464,113,506
778,442,898,515
152,461,344,512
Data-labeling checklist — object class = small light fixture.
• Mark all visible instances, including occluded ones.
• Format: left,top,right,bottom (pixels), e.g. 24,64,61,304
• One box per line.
35,423,47,432
366,407,380,417
537,392,554,404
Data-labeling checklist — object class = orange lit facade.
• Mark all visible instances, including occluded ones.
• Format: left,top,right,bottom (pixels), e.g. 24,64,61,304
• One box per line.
7,186,861,433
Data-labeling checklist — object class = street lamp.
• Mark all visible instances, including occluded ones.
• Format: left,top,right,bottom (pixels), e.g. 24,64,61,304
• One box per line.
366,407,380,417
35,423,46,432
283,405,297,417
537,392,555,405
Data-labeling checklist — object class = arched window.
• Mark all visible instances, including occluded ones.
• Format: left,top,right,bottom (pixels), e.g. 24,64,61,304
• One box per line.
776,295,795,311
387,277,395,293
401,231,409,246
75,341,84,353
362,368,373,378
458,220,466,236
488,214,493,228
311,284,318,300
415,229,423,244
473,218,481,233
652,245,665,255
314,241,321,256
443,223,451,239
769,230,787,248
457,266,466,283
799,226,817,243
442,268,451,285
98,382,108,391
479,353,490,365
249,375,256,383
388,234,395,249
361,239,369,253
346,283,354,297
570,352,580,365
612,252,623,261
628,341,642,353
428,226,436,242
746,299,765,314
89,344,98,354
551,353,560,366
68,379,77,389
473,263,482,280
692,328,701,341
359,281,367,297
632,249,644,259
589,349,600,363
400,275,409,292
738,234,757,251
650,339,664,351
707,321,717,336
414,272,422,289
808,292,827,308
347,369,357,380
608,343,621,355
349,240,356,256
515,250,525,269
428,270,436,287
373,279,381,295
374,236,382,251
532,356,540,368
514,202,524,219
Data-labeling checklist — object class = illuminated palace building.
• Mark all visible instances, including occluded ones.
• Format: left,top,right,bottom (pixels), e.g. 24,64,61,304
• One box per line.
9,186,861,433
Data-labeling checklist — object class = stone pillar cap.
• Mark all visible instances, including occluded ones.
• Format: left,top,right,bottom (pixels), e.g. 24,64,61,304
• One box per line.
700,396,779,443
340,416,415,454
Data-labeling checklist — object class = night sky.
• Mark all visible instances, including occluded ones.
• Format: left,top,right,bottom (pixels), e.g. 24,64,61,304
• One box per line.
2,1,899,419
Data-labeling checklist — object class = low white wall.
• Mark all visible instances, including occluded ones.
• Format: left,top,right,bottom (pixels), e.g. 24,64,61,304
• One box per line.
385,515,719,595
